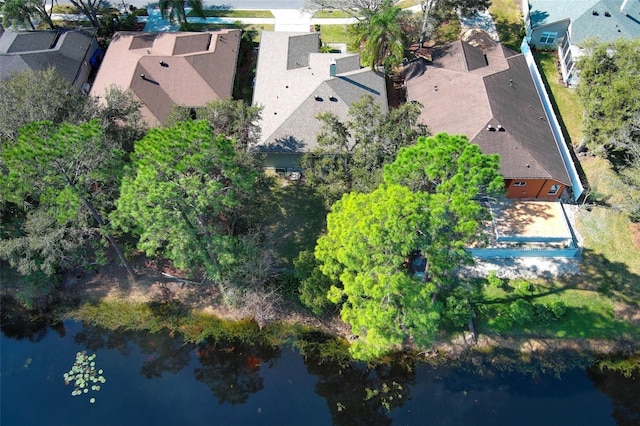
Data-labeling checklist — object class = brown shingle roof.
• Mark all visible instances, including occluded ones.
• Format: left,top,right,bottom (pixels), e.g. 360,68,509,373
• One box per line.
405,34,571,186
90,30,240,126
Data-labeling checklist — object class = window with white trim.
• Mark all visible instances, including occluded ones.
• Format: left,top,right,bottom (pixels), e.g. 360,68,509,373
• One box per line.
540,31,557,45
548,184,561,195
513,182,527,187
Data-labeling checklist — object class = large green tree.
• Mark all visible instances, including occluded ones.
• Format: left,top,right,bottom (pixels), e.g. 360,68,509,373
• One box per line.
1,0,55,29
384,133,503,295
165,99,263,152
576,38,640,150
311,133,502,358
353,0,407,71
110,120,259,283
418,0,490,42
0,120,135,281
0,69,94,143
316,184,440,359
0,70,146,148
300,95,428,205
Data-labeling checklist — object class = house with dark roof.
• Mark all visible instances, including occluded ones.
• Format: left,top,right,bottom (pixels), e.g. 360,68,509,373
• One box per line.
252,31,388,169
404,31,572,200
0,28,98,89
524,0,640,86
90,30,241,126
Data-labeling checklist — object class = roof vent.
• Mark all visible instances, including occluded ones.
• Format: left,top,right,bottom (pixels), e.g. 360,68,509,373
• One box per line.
497,124,505,132
314,96,323,102
604,11,611,17
592,10,599,15
487,125,496,132
159,60,168,67
140,73,146,79
434,85,438,91
329,96,338,102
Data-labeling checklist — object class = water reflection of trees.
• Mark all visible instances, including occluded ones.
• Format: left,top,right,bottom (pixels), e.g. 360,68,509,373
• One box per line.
194,338,281,405
589,367,640,426
297,331,415,425
0,294,66,342
73,324,195,379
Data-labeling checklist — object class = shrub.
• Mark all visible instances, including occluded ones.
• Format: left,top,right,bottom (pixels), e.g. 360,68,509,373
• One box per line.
534,303,554,324
508,299,535,326
444,296,472,329
546,301,568,319
487,270,503,288
513,278,533,294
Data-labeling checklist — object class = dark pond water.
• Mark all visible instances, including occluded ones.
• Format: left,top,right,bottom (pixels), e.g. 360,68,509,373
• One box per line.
1,316,639,426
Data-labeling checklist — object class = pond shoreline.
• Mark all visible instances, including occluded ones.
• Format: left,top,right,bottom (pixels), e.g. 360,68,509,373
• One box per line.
5,260,640,370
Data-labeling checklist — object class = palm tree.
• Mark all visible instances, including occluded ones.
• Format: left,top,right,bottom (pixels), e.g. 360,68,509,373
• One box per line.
159,0,205,29
353,0,407,73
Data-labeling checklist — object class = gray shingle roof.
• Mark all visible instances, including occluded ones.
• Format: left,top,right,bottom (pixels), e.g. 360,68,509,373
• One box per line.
405,35,571,186
571,0,640,45
0,28,96,85
252,31,388,152
528,0,640,43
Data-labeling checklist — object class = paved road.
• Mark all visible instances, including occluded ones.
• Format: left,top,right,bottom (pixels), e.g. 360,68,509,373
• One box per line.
121,0,308,10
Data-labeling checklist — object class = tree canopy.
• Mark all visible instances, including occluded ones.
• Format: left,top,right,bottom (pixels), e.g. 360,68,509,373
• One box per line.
0,69,94,142
576,39,640,221
0,120,134,280
110,120,259,282
352,0,408,72
1,0,55,29
316,185,440,359
0,69,146,148
576,38,640,150
300,95,428,205
383,132,504,197
384,133,502,290
309,133,502,358
165,99,263,152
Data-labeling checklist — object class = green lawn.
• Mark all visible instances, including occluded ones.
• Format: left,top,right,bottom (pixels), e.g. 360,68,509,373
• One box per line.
476,278,640,339
534,52,584,146
187,9,273,18
319,24,354,45
489,0,524,52
261,179,327,266
312,9,354,18
185,23,274,38
394,0,421,9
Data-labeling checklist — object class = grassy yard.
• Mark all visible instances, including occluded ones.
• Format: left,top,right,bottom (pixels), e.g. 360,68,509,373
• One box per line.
477,282,639,339
187,9,273,18
260,179,327,266
394,0,421,9
319,24,354,45
534,52,584,146
312,9,354,18
185,23,274,39
489,0,524,52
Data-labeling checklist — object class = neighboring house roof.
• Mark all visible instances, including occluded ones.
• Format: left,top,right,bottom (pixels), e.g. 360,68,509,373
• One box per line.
528,0,596,29
404,32,571,186
0,28,96,85
90,30,241,126
252,31,388,152
528,0,640,42
571,0,640,44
